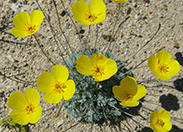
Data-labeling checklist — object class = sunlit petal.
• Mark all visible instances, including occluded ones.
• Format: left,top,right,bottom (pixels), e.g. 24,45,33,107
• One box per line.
8,91,28,110
154,71,171,81
37,72,55,93
43,91,63,104
30,10,44,26
76,55,94,75
112,85,124,101
63,80,75,100
133,85,147,100
25,88,40,107
51,65,69,82
13,11,31,28
167,59,180,76
10,27,29,37
156,50,171,64
29,106,42,124
148,55,158,72
10,110,30,125
120,100,139,107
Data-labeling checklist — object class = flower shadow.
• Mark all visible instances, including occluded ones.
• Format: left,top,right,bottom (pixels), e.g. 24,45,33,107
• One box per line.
170,125,183,132
175,52,183,66
137,127,153,132
159,94,179,111
173,78,183,92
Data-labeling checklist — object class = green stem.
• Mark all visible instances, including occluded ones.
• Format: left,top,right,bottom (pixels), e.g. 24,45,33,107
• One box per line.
94,24,99,50
52,0,75,60
33,34,55,65
105,3,121,54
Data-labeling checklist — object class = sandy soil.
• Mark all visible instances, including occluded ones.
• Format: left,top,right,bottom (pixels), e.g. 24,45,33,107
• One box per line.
0,0,183,131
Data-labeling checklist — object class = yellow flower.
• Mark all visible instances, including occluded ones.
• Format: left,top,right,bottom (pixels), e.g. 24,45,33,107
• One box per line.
8,88,42,125
112,0,128,3
112,76,146,107
71,0,106,25
148,50,180,81
150,109,172,132
10,10,44,37
76,52,118,82
37,65,75,104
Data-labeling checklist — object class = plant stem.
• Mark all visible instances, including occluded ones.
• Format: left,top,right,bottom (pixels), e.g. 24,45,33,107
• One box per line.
33,34,55,65
94,24,99,50
59,0,82,44
52,0,75,60
105,3,121,54
55,99,65,118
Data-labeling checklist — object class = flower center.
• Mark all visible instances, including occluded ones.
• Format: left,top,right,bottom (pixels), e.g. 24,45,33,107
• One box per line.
25,104,35,115
123,93,133,101
25,23,37,35
85,10,98,23
158,63,169,74
156,119,165,127
92,64,105,78
54,82,66,93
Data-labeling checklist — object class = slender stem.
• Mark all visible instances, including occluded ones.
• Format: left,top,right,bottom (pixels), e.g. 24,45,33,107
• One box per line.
33,34,55,65
59,0,82,44
35,0,72,71
94,24,99,50
111,16,130,52
52,0,75,60
55,99,65,118
105,3,121,54
125,23,161,63
85,25,91,50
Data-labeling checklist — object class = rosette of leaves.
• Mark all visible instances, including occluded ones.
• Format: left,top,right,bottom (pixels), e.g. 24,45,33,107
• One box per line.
62,49,133,122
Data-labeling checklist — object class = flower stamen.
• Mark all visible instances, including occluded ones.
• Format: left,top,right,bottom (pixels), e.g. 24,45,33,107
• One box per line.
156,119,165,127
54,82,66,93
158,62,169,74
25,104,35,115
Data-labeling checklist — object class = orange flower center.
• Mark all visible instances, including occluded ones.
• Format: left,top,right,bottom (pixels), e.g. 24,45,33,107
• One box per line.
92,64,105,78
25,23,37,35
158,63,169,74
123,93,133,101
85,10,98,22
54,82,66,93
156,119,165,127
25,104,35,115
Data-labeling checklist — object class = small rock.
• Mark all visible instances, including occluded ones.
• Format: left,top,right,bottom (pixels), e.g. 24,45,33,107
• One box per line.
163,4,168,11
173,42,179,49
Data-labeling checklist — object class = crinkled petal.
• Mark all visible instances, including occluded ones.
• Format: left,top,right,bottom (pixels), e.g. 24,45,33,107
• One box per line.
29,106,42,124
13,11,31,29
89,0,106,24
25,88,40,107
120,100,139,107
37,72,55,93
120,76,137,95
150,111,158,125
63,80,75,100
112,85,124,101
157,109,171,121
163,121,172,131
51,65,69,82
100,58,117,81
8,91,28,110
10,110,30,125
76,55,94,75
10,27,29,37
167,59,180,76
148,55,158,72
112,0,128,3
133,85,146,100
154,71,171,81
156,50,171,64
72,0,89,19
91,53,107,65
89,0,106,14
30,10,44,26
43,91,62,104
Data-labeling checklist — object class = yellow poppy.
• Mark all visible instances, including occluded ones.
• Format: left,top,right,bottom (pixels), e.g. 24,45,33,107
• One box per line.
8,88,42,125
112,76,146,107
76,52,118,81
71,0,106,25
11,10,44,37
150,109,172,132
37,65,75,104
148,50,180,80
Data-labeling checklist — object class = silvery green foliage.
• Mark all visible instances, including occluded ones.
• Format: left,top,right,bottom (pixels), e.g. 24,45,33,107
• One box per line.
62,49,133,122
